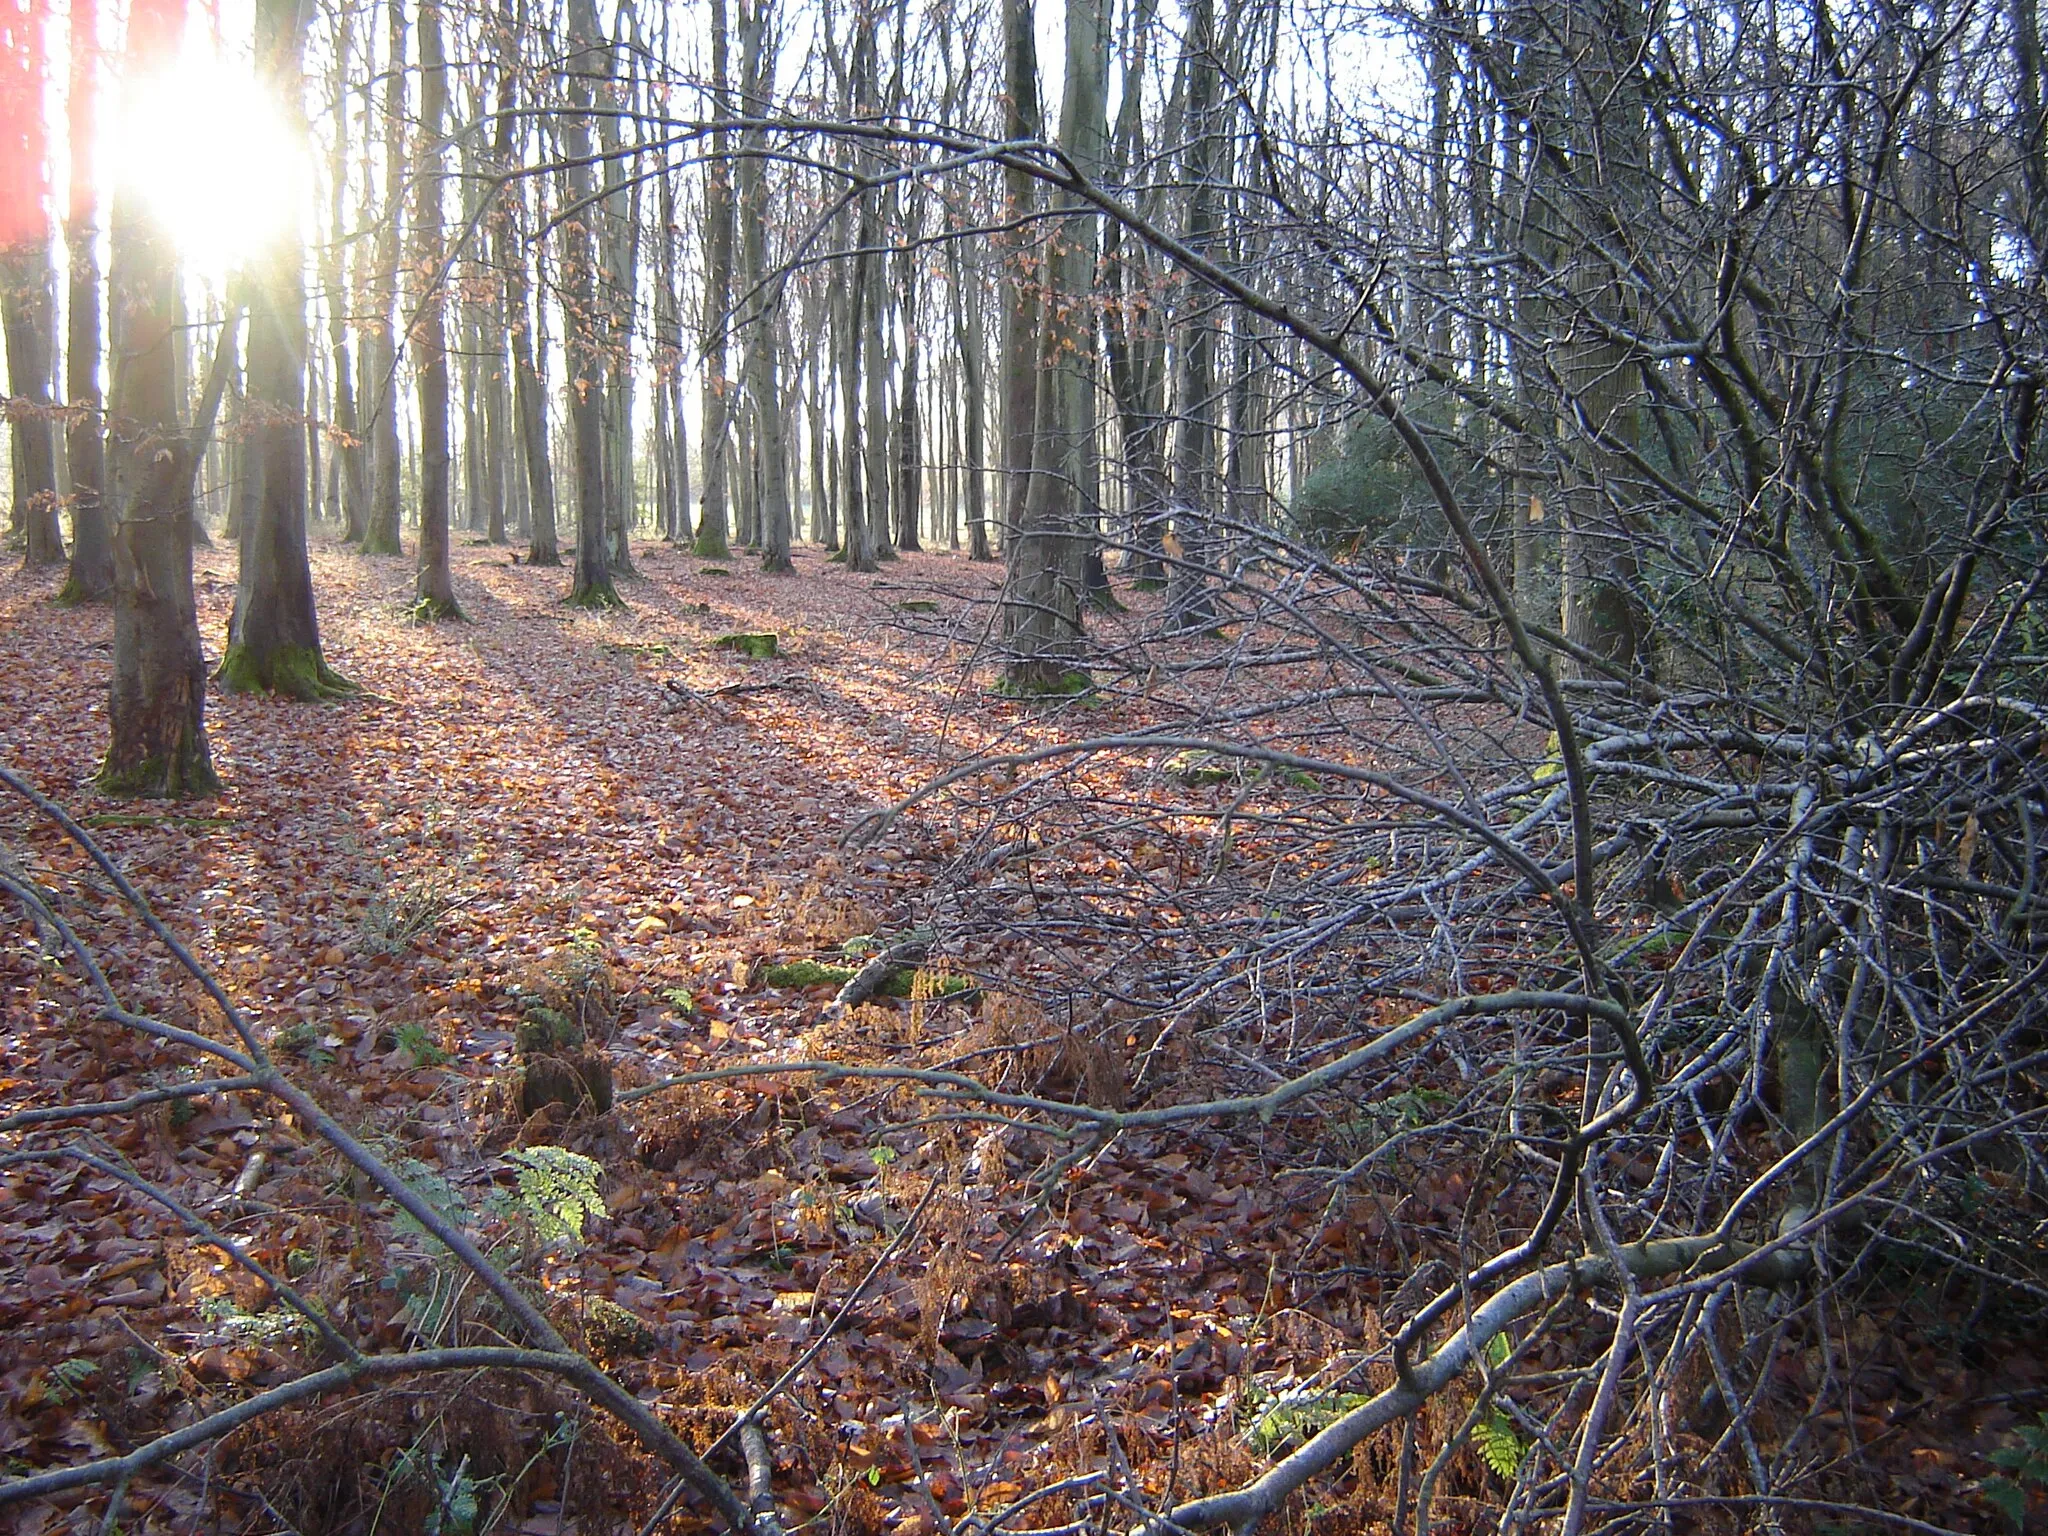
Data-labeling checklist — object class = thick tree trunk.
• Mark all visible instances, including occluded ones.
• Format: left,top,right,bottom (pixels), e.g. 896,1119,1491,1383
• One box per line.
1164,0,1221,634
100,0,219,798
1002,0,1102,688
218,0,354,696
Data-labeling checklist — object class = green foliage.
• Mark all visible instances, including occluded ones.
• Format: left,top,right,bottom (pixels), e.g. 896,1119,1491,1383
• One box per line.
995,667,1093,699
390,1156,471,1241
514,1004,581,1053
1289,388,1480,558
761,958,858,989
712,631,779,658
359,868,468,955
395,1020,451,1067
1473,1409,1526,1480
1241,1381,1373,1456
1981,1413,2048,1530
394,1448,482,1536
504,1147,606,1245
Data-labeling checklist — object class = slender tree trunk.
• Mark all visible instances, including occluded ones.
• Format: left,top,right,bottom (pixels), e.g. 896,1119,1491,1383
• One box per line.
58,0,112,600
738,0,793,573
3,244,63,565
562,0,620,606
893,244,923,553
411,0,460,617
694,0,735,560
360,0,407,554
326,27,367,547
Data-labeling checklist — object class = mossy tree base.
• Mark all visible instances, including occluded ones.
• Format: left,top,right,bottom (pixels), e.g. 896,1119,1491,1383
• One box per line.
96,741,221,800
54,576,112,607
564,581,627,611
998,664,1092,698
358,532,404,557
526,547,563,567
215,642,359,701
693,536,731,561
406,595,468,624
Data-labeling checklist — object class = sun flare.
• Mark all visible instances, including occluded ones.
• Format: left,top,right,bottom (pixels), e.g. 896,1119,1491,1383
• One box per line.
109,41,309,273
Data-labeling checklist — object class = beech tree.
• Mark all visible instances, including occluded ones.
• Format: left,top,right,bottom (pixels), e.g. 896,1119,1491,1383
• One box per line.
57,0,112,601
217,0,356,694
1,0,62,569
99,0,217,798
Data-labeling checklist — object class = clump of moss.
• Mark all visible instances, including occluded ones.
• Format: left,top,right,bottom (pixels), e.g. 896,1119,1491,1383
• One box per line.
760,956,975,1000
215,642,358,702
712,632,778,659
699,566,735,578
580,1297,655,1358
995,667,1092,699
896,599,939,614
760,958,857,990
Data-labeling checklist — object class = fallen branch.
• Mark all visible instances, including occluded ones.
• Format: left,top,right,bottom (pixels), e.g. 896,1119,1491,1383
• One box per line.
0,768,762,1534
1146,1234,1810,1535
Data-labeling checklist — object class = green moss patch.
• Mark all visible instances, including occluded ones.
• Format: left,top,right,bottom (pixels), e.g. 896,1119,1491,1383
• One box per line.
759,957,974,999
215,642,358,701
712,632,779,659
896,599,940,613
996,667,1092,699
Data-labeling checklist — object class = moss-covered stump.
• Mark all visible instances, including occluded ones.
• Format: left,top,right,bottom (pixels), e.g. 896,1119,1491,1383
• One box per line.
698,565,734,577
215,643,358,701
513,1051,615,1118
711,632,778,659
508,952,620,1047
896,599,939,614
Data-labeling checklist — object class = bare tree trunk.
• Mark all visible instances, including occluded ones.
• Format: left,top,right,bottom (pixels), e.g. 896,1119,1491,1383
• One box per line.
219,0,355,694
411,0,460,617
738,0,793,572
490,54,557,565
360,0,406,555
325,1,367,545
562,0,620,606
59,0,112,600
996,0,1041,564
101,0,219,798
1002,0,1104,685
693,0,736,560
3,245,63,566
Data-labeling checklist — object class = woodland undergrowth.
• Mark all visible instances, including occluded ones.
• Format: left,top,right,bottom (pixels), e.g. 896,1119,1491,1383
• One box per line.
0,539,2040,1535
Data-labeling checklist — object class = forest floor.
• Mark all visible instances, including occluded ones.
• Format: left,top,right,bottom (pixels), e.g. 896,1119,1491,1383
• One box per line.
0,536,2038,1534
